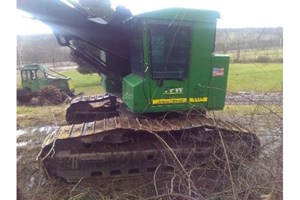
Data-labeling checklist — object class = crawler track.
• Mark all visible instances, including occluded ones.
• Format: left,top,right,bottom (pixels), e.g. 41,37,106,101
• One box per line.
39,114,260,182
66,93,119,123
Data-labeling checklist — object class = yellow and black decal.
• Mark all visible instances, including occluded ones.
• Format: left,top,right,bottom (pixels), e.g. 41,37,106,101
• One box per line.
152,98,187,105
189,97,208,102
152,97,208,105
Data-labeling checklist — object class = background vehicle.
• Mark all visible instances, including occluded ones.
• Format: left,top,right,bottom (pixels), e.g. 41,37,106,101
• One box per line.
17,64,75,104
17,0,260,182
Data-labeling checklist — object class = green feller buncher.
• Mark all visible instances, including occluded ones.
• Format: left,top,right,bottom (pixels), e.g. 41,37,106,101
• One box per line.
18,0,260,182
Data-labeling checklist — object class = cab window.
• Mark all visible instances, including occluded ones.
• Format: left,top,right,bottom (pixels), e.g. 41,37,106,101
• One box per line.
149,20,192,80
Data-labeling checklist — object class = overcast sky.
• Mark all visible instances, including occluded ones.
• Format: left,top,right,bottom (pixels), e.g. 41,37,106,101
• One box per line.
17,0,284,35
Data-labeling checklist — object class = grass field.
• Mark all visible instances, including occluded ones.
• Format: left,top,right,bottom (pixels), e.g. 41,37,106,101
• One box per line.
17,63,282,94
59,70,104,95
228,48,283,63
58,63,282,93
227,63,282,92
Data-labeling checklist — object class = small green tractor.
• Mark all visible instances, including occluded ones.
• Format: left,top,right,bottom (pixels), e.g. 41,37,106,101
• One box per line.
17,64,75,104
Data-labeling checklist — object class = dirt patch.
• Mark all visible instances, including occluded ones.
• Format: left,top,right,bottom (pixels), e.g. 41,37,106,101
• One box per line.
226,91,282,105
17,104,66,129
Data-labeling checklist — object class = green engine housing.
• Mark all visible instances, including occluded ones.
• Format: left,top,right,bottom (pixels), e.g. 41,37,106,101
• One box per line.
119,8,230,113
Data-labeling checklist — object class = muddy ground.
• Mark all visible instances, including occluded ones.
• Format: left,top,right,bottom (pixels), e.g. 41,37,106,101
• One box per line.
226,91,282,105
17,92,283,200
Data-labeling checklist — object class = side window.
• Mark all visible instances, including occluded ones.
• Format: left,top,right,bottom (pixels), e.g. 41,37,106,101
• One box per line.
30,71,36,79
36,70,45,79
21,71,32,80
130,21,143,76
149,20,192,80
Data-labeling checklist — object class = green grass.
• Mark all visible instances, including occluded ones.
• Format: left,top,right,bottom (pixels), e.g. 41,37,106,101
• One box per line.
227,63,283,92
60,63,283,94
60,70,104,95
17,63,282,96
55,63,284,94
17,105,67,128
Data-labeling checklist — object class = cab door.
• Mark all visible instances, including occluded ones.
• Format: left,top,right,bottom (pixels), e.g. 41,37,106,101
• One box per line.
147,20,193,111
21,70,39,92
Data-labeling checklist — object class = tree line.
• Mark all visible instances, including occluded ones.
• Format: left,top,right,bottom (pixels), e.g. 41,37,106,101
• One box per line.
17,27,283,66
215,27,283,52
17,34,72,66
215,27,283,63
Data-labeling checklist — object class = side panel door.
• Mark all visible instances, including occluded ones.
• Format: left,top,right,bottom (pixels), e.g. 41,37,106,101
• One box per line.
147,20,192,111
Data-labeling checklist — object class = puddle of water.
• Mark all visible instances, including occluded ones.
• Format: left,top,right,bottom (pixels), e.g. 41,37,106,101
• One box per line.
17,126,59,137
17,155,22,162
16,129,27,137
17,140,32,148
17,126,59,148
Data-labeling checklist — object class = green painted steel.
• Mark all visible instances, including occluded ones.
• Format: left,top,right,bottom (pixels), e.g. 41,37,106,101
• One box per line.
136,8,220,23
123,73,148,112
121,8,229,113
207,54,230,110
101,75,120,94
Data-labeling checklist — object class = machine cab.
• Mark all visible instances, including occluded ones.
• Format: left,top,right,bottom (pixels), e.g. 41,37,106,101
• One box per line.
122,8,230,113
20,64,47,92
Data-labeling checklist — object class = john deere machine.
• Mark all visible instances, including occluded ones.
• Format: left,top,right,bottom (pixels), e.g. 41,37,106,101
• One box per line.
17,64,75,104
18,0,260,181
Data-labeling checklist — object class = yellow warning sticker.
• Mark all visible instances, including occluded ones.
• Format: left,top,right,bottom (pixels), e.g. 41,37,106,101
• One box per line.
152,98,187,105
189,97,208,102
68,79,74,90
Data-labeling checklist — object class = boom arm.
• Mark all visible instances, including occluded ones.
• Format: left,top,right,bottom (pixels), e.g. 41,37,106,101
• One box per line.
17,0,133,87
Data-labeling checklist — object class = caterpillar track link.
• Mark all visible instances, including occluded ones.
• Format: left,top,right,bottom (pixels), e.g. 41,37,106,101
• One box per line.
66,93,119,123
38,115,260,182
